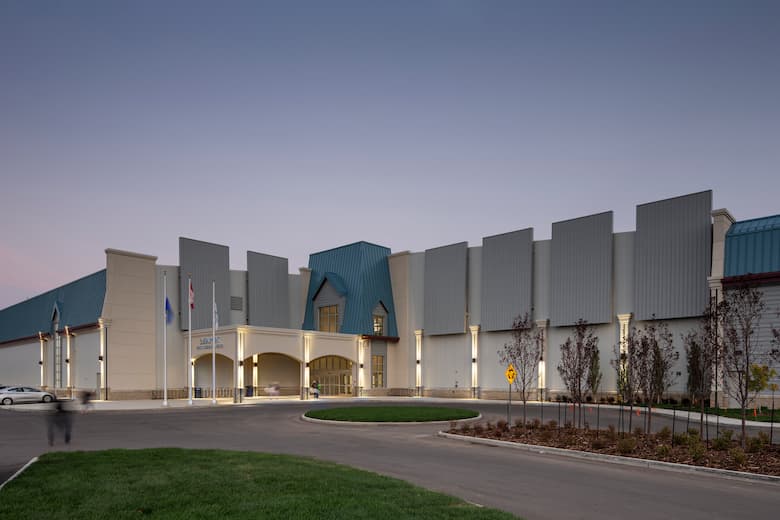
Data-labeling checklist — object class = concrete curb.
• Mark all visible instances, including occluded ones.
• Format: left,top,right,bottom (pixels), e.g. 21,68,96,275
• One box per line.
0,457,38,493
301,413,483,426
437,431,780,484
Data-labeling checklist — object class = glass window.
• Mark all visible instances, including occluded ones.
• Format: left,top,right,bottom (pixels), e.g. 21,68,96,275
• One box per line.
371,355,384,388
318,305,339,333
372,315,384,336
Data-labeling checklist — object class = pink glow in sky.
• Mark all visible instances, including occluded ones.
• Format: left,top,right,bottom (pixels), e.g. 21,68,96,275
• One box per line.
1,1,779,309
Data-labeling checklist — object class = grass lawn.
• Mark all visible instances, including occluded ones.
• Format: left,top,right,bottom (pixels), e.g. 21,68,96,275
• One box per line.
0,449,517,520
305,406,479,422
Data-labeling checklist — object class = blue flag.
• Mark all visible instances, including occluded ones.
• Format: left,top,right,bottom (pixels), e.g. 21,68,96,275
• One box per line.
165,297,174,324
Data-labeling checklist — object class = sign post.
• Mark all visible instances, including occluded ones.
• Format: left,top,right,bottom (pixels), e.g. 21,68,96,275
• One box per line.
505,364,516,426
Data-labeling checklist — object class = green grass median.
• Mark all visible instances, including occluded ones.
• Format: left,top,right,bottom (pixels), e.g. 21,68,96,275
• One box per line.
305,406,479,422
0,449,516,520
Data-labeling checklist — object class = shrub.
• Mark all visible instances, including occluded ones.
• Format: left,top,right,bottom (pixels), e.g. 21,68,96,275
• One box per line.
730,447,746,466
745,436,762,454
687,428,699,437
617,437,637,454
711,435,730,451
656,444,671,458
673,433,689,446
720,429,734,442
633,427,644,438
586,395,593,403
591,438,608,450
514,418,525,429
606,424,617,441
472,423,484,435
656,426,671,442
530,418,541,430
546,420,558,430
496,419,508,432
688,440,706,462
459,422,472,434
757,431,770,445
607,396,615,404
539,429,553,442
485,421,494,431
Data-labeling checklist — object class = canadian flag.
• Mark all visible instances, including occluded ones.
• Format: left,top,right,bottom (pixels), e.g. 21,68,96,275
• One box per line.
189,280,195,309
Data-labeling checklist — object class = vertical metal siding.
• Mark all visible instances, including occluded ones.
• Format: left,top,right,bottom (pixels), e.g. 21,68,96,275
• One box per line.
551,212,613,326
725,227,780,276
533,240,551,322
481,228,533,331
247,252,290,328
634,191,712,320
613,232,635,316
423,242,468,335
178,238,230,331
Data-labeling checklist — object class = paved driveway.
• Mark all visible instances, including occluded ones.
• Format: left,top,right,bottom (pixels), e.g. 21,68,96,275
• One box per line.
1,400,778,520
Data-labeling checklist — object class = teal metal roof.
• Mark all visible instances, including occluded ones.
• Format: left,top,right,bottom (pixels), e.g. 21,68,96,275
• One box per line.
303,242,398,336
0,270,106,343
725,214,780,276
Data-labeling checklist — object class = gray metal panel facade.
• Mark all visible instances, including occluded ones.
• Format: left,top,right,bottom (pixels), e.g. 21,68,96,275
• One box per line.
533,240,551,322
481,228,533,331
179,238,230,331
551,212,613,326
247,252,290,328
613,232,635,316
634,191,712,320
424,242,468,335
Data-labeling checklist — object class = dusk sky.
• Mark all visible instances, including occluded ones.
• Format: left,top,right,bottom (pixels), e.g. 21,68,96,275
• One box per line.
1,1,779,310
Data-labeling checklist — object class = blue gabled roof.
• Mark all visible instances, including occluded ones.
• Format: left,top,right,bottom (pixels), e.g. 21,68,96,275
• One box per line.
0,270,106,343
302,242,398,337
725,214,780,277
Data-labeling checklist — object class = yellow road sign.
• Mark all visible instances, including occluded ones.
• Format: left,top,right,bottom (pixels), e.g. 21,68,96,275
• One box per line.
505,364,517,384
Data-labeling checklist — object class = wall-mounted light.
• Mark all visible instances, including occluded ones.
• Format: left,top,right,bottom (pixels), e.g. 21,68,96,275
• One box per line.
38,361,43,366
253,362,258,367
359,363,364,369
65,359,70,364
416,360,420,365
305,362,310,368
471,358,476,364
239,361,243,367
98,355,103,361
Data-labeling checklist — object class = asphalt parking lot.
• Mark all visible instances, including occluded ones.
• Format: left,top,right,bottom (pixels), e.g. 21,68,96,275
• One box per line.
1,398,778,520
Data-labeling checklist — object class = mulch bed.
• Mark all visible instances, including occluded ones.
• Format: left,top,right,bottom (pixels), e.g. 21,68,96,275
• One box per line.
448,418,780,477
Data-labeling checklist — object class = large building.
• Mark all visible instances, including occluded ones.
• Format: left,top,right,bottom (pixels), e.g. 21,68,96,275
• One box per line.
1,190,778,403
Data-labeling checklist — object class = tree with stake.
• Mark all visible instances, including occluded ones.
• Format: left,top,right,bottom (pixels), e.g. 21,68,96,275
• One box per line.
588,346,603,433
682,302,718,440
498,313,542,427
718,286,766,448
557,319,598,428
631,319,676,434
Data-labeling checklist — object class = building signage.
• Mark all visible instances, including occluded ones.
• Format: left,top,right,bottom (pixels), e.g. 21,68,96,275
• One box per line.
197,337,224,350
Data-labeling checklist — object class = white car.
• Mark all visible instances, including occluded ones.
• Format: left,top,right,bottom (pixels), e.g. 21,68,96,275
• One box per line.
0,386,56,405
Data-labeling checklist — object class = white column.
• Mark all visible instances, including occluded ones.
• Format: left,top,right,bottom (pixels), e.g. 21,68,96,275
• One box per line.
39,332,45,388
535,319,549,400
617,314,632,355
65,326,72,397
253,354,258,394
358,337,368,396
303,333,313,399
98,318,111,400
469,325,480,398
415,329,423,396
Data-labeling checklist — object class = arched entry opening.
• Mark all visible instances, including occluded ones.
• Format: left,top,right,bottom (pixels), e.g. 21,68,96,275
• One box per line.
310,355,354,396
194,353,233,398
243,353,300,397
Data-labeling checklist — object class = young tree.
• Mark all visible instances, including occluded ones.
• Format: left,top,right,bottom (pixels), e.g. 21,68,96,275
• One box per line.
631,319,676,433
682,303,718,437
557,319,598,428
587,347,603,401
498,313,543,426
718,286,766,447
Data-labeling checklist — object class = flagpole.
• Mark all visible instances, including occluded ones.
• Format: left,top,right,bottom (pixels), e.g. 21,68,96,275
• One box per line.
163,271,168,407
212,280,217,405
188,274,193,406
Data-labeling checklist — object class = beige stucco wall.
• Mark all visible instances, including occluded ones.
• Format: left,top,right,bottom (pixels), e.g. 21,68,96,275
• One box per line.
102,249,158,396
388,251,411,390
